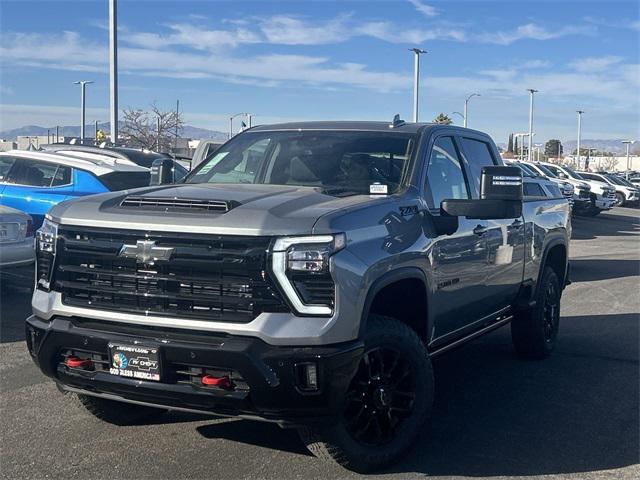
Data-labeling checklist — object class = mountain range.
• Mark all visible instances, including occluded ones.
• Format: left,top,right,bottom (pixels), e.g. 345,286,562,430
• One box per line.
0,122,228,142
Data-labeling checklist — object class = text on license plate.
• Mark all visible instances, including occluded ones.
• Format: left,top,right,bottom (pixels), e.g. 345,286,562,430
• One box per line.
108,343,160,381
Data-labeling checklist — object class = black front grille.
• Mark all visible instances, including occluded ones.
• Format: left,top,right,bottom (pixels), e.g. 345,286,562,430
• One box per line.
54,227,289,323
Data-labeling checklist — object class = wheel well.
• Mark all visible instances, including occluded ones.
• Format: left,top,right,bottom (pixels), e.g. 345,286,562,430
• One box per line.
367,278,428,341
545,244,567,286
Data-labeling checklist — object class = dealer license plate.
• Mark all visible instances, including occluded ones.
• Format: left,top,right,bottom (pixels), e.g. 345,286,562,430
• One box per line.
108,343,161,382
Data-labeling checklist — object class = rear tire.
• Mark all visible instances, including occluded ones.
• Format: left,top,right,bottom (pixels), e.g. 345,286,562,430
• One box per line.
298,315,433,473
615,192,625,206
511,266,561,359
77,394,167,426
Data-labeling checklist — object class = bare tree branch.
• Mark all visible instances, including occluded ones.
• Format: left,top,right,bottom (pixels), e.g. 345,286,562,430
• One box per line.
121,102,184,152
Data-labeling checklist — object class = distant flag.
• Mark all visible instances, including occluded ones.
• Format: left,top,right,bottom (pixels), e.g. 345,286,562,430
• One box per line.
240,121,247,132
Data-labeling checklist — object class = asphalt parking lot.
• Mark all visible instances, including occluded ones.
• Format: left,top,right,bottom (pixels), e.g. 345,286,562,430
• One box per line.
1,208,638,480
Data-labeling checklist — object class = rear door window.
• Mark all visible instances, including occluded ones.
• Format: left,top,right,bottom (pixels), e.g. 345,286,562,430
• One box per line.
10,159,71,187
0,156,17,182
459,137,497,198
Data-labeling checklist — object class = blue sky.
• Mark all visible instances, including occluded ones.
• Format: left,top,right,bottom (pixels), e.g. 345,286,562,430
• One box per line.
0,0,638,144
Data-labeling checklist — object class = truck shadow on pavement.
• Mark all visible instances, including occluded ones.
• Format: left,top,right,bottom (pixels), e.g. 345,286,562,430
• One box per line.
570,258,640,282
194,313,638,477
571,211,640,240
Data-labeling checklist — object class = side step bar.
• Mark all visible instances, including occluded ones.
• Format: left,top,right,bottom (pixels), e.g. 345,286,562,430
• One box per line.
429,315,514,358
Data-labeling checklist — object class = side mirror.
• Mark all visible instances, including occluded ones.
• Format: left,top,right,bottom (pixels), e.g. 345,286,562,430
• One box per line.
150,158,175,185
441,166,523,220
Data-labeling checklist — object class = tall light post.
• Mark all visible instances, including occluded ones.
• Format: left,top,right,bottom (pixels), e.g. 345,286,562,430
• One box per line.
73,81,93,142
109,0,118,144
527,89,538,162
229,112,247,138
409,48,427,122
622,140,633,180
451,111,464,123
463,93,480,128
576,110,584,169
514,133,530,161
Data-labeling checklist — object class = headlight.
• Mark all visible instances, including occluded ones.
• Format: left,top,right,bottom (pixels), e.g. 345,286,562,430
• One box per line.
272,234,346,316
35,218,58,290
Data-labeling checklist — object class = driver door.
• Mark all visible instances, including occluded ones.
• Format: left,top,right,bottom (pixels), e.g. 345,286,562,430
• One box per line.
424,135,490,339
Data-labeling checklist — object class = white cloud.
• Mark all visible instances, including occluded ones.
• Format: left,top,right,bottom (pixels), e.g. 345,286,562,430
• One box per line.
569,56,623,72
478,23,595,45
407,0,439,18
259,14,351,45
356,21,466,43
123,24,261,50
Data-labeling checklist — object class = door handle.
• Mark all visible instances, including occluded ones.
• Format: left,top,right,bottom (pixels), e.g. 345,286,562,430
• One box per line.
473,225,488,236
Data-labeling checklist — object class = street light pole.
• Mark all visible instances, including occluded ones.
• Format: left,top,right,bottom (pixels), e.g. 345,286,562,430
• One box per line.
576,110,584,169
109,0,118,144
622,140,633,180
527,89,538,162
409,48,427,122
73,81,93,142
463,93,480,128
229,112,247,138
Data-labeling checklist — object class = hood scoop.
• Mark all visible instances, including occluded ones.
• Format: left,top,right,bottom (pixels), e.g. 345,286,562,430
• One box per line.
120,196,239,213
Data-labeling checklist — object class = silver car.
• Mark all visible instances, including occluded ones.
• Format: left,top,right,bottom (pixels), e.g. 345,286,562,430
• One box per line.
0,205,35,268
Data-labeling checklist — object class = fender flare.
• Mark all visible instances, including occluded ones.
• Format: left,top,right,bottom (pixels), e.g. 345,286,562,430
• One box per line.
358,267,431,339
538,237,569,294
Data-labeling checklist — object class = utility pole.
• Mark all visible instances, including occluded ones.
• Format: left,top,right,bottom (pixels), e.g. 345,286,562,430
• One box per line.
55,126,59,143
464,93,480,128
576,110,584,169
73,80,93,142
229,112,247,138
409,48,427,122
527,89,538,162
109,0,118,144
622,140,633,180
247,113,252,128
94,120,98,144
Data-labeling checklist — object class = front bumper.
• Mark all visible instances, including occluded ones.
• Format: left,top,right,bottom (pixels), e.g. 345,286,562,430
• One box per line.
26,315,363,426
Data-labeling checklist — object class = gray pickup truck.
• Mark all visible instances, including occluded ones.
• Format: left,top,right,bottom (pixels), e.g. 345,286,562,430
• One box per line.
27,120,570,472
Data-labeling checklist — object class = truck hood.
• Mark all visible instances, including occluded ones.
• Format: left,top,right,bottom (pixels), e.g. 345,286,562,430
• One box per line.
47,183,387,236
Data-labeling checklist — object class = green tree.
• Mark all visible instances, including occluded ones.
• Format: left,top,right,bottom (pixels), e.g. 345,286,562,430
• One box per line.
514,136,519,155
545,139,563,158
507,133,514,153
432,113,453,125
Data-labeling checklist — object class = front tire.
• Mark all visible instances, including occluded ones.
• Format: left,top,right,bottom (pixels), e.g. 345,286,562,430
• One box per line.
615,192,625,206
511,266,561,359
77,394,167,426
299,315,433,473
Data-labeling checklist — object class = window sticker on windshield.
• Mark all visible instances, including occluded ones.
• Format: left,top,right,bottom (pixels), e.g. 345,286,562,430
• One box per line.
369,183,388,195
199,152,229,174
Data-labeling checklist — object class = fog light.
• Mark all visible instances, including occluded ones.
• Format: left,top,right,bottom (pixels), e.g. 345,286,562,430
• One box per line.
296,362,319,391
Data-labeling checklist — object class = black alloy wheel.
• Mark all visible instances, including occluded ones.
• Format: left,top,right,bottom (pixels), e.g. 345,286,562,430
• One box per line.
343,346,416,446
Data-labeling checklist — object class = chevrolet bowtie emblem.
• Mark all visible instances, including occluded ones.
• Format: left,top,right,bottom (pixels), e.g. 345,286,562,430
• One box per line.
119,240,174,264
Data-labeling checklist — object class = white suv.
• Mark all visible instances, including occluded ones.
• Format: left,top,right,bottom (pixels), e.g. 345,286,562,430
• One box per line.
578,172,640,207
538,162,616,216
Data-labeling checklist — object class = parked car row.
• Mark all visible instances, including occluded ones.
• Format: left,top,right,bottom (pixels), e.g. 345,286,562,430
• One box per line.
0,144,188,272
503,158,639,216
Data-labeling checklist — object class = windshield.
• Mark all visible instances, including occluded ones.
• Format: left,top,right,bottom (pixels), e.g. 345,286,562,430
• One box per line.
536,164,556,177
186,131,417,194
606,175,632,187
561,166,585,180
515,163,538,177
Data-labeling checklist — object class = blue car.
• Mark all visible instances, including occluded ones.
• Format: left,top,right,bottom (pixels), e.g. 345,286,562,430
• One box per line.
0,150,151,228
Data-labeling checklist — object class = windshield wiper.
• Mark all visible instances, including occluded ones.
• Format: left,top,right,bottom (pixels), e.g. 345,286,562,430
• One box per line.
321,186,364,197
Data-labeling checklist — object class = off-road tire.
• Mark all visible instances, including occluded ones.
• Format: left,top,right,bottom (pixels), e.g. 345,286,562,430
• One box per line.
298,315,433,473
511,266,561,359
77,394,167,426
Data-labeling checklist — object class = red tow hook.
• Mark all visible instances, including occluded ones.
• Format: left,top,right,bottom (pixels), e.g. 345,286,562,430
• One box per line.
201,374,232,389
65,356,93,369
